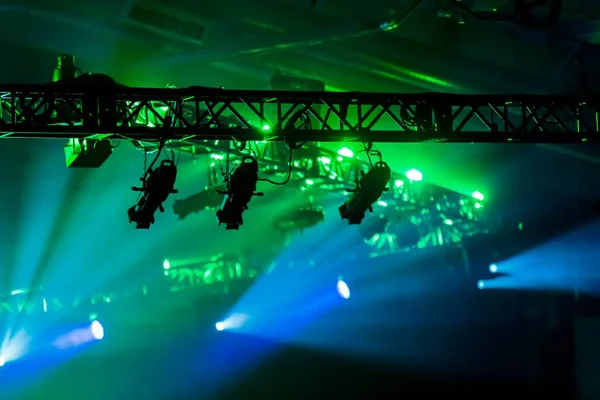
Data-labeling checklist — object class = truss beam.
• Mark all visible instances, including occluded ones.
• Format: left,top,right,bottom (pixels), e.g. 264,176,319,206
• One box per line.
0,84,599,142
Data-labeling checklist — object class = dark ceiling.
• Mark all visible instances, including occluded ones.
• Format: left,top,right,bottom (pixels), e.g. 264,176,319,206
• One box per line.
0,0,599,277
2,0,599,93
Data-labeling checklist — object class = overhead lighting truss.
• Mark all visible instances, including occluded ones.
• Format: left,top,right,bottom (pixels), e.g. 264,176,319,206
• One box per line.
0,84,598,142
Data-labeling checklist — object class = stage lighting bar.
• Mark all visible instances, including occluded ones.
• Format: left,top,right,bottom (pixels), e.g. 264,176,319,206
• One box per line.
200,141,490,245
174,138,490,249
0,84,598,142
201,140,432,203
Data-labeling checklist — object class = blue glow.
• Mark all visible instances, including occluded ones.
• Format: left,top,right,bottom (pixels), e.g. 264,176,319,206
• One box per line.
215,322,225,331
337,279,351,299
0,355,5,367
477,222,600,293
489,264,498,273
477,280,485,289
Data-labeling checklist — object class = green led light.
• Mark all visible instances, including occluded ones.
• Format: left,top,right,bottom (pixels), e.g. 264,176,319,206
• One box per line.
471,191,485,201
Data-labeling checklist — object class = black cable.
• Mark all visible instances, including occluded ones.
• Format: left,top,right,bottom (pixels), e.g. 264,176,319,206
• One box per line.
258,147,294,186
256,107,314,186
134,140,166,204
142,140,165,184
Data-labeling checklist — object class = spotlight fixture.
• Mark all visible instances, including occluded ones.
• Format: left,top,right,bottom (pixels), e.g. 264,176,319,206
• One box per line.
216,156,263,230
128,159,178,229
339,161,391,225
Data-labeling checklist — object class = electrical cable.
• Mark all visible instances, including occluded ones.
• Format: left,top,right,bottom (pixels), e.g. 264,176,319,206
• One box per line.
258,147,294,186
256,107,313,186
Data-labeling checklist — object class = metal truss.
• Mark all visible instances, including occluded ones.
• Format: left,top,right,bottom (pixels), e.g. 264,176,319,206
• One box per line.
164,254,258,291
0,83,599,142
0,277,241,317
0,289,98,316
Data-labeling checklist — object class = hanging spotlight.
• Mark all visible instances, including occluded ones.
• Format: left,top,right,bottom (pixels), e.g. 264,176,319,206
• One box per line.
216,156,263,230
339,161,391,225
128,158,178,229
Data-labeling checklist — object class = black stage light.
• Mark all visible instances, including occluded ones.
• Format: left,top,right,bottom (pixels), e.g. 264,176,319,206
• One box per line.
216,156,263,230
128,160,178,229
339,161,391,225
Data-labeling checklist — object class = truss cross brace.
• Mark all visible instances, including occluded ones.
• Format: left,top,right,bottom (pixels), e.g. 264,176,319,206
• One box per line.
0,84,598,142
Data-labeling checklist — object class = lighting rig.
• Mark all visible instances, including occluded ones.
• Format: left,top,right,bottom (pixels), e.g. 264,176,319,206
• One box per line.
216,155,263,230
196,141,489,251
339,154,391,225
128,140,179,229
212,110,303,229
11,56,590,236
2,76,599,143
